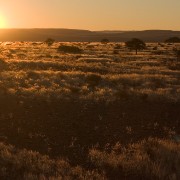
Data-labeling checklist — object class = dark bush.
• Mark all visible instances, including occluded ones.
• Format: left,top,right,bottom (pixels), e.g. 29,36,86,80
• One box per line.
58,45,83,54
0,59,8,70
101,39,110,44
113,50,119,54
86,74,102,87
153,46,158,50
152,50,165,55
45,38,55,46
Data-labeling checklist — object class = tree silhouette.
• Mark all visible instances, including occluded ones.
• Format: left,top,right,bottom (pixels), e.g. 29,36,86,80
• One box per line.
45,38,55,46
125,38,146,55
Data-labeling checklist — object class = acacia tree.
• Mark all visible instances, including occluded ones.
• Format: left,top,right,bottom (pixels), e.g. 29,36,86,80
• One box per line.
45,38,55,46
125,38,146,55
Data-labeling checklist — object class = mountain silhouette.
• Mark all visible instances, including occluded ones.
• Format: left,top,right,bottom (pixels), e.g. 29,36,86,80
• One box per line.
0,29,179,42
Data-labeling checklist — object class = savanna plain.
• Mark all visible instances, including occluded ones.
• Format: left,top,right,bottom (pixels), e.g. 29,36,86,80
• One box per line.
0,41,180,179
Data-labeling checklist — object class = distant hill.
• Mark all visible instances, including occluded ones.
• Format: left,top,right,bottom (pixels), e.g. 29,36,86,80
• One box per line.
0,29,180,42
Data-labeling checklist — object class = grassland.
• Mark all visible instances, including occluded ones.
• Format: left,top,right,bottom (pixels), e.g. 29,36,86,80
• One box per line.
0,41,179,179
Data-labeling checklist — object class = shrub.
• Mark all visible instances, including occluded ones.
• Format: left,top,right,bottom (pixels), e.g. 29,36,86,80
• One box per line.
86,74,102,87
45,38,55,46
27,71,40,79
69,86,80,94
152,50,165,55
58,45,83,54
0,59,8,70
113,50,119,54
101,39,110,44
153,46,158,50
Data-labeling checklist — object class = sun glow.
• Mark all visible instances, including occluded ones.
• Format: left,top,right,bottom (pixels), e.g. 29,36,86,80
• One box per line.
0,15,6,28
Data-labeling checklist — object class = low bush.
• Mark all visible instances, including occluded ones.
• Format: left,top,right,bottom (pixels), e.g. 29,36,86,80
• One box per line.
58,45,83,54
0,59,8,70
101,39,110,44
86,74,102,87
45,38,55,46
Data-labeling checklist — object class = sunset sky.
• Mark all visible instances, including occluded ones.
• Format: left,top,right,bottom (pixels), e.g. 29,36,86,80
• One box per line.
0,0,179,30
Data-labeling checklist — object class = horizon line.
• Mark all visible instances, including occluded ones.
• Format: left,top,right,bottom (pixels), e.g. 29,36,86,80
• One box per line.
0,28,179,32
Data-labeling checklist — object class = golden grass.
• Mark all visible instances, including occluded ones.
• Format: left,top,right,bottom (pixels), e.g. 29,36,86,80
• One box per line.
0,142,105,179
0,42,179,179
90,138,180,179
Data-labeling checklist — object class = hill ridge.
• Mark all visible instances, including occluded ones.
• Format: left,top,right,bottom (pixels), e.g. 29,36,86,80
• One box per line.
0,28,180,42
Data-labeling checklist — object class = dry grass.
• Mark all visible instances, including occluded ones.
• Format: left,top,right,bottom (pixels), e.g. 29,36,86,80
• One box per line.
90,138,180,180
0,138,179,180
0,142,105,180
0,42,179,179
0,42,179,102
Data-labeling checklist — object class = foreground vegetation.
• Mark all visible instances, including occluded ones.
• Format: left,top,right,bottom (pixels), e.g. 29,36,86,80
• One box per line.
0,138,179,179
0,142,104,180
0,41,179,179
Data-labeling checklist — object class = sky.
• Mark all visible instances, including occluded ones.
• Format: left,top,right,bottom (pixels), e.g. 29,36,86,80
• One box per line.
0,0,179,30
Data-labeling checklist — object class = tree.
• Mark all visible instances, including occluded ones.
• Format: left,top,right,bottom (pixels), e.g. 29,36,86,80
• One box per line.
165,37,180,43
45,38,55,46
101,39,110,44
125,38,146,55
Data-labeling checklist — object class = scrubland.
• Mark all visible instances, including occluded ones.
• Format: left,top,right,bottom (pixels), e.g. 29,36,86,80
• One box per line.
0,42,179,179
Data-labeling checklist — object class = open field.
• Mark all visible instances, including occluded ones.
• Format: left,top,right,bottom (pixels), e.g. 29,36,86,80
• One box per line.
0,42,180,179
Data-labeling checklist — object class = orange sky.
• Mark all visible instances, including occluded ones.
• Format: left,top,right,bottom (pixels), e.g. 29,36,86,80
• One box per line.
0,0,180,30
